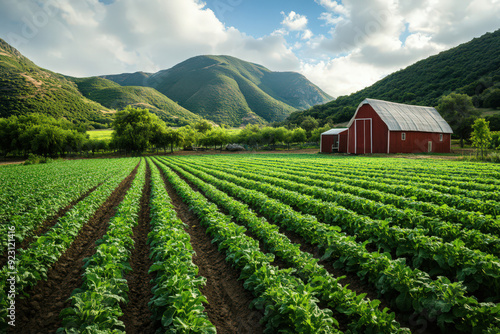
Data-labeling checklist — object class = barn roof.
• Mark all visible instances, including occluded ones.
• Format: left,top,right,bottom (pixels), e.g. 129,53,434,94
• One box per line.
348,98,453,133
321,128,348,135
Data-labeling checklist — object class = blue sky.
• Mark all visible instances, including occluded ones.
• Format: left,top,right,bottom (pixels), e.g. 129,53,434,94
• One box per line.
0,0,499,97
205,0,330,38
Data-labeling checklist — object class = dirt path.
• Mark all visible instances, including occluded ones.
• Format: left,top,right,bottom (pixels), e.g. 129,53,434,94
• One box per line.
155,161,264,334
12,163,139,334
119,162,158,333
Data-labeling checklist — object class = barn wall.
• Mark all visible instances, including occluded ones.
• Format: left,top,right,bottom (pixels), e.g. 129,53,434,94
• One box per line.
389,132,451,153
321,135,335,153
347,104,388,154
339,131,348,152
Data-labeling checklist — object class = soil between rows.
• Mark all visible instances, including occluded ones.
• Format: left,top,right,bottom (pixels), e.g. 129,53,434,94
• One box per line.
0,183,101,269
11,163,139,334
172,162,432,332
155,160,265,334
119,161,158,333
168,163,289,271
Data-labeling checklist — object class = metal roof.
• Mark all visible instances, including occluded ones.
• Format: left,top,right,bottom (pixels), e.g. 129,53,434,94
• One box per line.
321,128,348,135
347,98,453,133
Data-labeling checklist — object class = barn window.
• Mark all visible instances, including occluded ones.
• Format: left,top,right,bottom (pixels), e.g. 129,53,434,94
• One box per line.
401,132,406,141
439,134,443,142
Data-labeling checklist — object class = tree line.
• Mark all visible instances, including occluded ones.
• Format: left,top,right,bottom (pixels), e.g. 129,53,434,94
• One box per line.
0,107,333,157
111,107,331,154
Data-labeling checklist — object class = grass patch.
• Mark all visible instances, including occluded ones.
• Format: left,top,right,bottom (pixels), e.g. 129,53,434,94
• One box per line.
88,129,113,140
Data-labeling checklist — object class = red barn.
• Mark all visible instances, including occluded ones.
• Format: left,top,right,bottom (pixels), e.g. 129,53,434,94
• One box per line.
320,128,348,153
341,98,453,154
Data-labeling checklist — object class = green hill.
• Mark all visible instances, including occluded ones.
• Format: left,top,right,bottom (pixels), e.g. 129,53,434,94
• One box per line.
285,29,500,126
0,39,112,127
102,55,333,126
70,77,202,125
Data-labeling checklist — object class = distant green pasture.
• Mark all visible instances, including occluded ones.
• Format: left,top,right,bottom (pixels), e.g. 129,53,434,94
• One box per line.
88,129,113,140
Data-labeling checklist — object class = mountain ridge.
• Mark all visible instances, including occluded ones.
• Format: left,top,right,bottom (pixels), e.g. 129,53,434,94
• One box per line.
102,55,333,126
285,29,500,127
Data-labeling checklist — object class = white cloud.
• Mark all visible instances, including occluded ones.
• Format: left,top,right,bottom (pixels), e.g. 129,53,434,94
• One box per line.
281,11,308,31
319,12,344,26
302,0,500,97
0,0,498,100
0,0,300,77
315,0,349,16
300,55,386,97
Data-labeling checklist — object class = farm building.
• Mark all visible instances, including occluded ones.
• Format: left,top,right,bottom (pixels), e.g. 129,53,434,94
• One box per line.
320,128,348,153
330,98,453,154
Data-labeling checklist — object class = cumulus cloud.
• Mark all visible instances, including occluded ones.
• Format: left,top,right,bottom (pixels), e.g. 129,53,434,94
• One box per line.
281,11,308,31
0,0,498,99
0,0,299,76
305,0,500,96
315,0,349,16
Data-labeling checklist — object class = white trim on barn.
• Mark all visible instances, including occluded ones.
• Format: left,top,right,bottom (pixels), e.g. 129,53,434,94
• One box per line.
320,128,348,153
348,98,453,133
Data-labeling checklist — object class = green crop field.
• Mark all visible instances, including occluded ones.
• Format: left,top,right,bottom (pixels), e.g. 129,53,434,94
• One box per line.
1,154,499,333
87,129,113,140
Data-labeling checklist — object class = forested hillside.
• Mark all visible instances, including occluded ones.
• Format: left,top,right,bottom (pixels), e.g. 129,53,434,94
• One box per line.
103,55,333,126
71,77,202,126
0,39,112,127
285,29,500,127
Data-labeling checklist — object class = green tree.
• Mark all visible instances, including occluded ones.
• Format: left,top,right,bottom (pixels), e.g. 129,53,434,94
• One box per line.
471,118,492,159
237,124,261,149
291,128,307,145
178,125,199,149
199,128,229,150
483,88,500,109
194,120,213,134
112,107,165,154
300,116,319,133
30,125,68,157
437,93,481,147
163,128,184,153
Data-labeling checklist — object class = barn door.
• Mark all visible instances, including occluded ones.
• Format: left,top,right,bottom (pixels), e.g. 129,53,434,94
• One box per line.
355,119,372,154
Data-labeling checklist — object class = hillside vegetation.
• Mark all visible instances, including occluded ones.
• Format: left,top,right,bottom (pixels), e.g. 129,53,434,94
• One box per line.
71,77,202,126
0,39,113,127
103,55,333,126
286,29,500,126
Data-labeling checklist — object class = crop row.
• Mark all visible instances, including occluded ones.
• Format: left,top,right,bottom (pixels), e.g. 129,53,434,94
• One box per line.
153,158,342,333
198,157,500,253
146,158,216,333
158,158,409,333
0,158,139,329
208,157,500,233
273,155,500,184
59,159,146,333
216,157,500,216
259,156,500,191
0,159,128,253
178,158,500,297
164,156,500,333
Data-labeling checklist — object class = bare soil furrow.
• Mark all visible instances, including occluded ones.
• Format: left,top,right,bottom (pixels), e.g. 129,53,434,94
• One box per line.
0,183,102,269
119,162,158,334
170,165,289,271
155,161,264,334
11,163,139,334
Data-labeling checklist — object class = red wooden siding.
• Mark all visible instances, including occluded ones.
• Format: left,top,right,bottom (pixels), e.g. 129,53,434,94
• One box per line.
389,132,451,153
339,131,348,152
321,131,348,153
320,135,335,153
344,104,388,154
342,104,451,154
